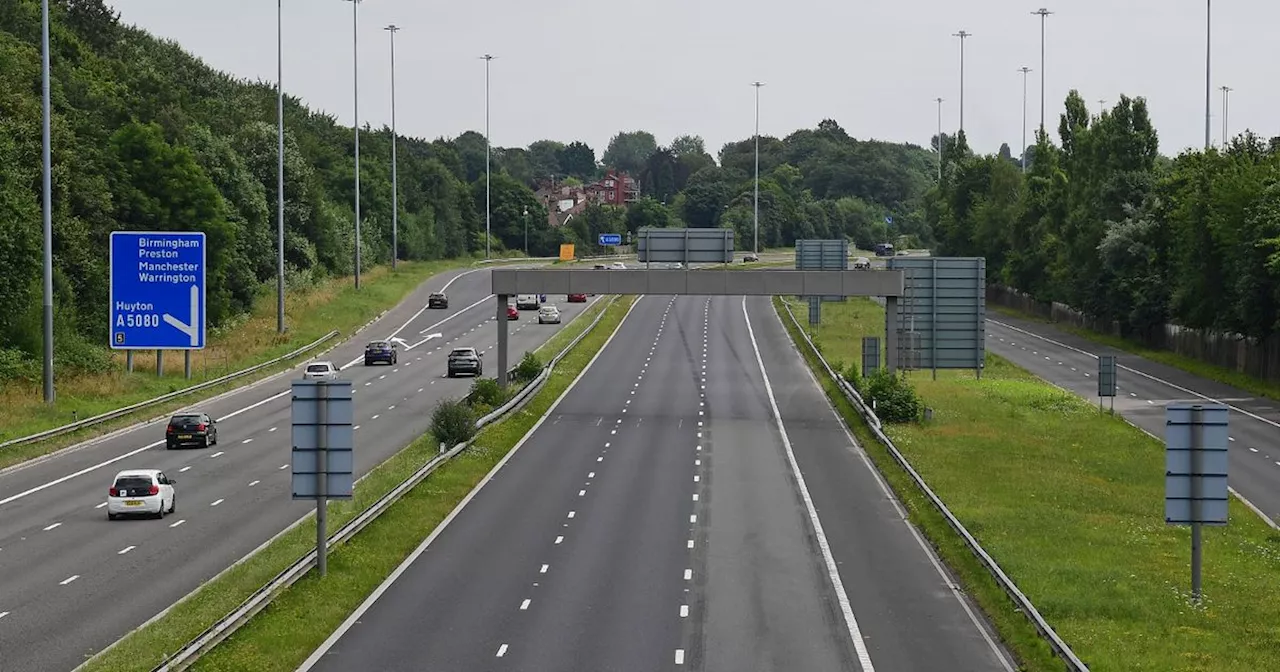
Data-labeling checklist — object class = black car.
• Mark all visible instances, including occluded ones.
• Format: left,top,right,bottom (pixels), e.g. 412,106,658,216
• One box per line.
364,340,397,365
428,292,449,309
446,347,483,377
166,412,217,449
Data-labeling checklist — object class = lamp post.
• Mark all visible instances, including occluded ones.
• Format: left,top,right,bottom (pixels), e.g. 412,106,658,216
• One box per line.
1018,68,1032,173
276,0,286,333
523,207,529,256
1031,8,1053,134
481,54,495,259
385,24,400,270
935,97,944,181
1204,0,1212,150
751,81,764,255
1220,85,1232,146
40,0,54,402
344,0,362,289
952,31,971,134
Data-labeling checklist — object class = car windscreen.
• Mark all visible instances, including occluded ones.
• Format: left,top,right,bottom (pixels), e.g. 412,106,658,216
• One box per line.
114,476,153,491
306,364,331,373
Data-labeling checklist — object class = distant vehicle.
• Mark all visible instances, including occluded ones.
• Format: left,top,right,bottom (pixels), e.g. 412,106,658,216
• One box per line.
874,243,895,257
538,305,561,324
507,304,520,320
428,293,448,309
447,347,483,377
851,257,872,270
364,340,397,366
667,262,684,269
743,253,759,263
165,412,217,450
107,469,176,520
516,294,540,310
593,264,608,270
609,262,627,270
303,361,339,380
567,293,587,303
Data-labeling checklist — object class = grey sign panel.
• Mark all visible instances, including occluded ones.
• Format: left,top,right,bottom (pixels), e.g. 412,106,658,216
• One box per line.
1164,404,1229,525
808,296,821,325
795,240,849,302
862,336,880,376
637,228,734,264
291,380,355,501
887,257,985,370
1098,355,1117,397
491,269,905,297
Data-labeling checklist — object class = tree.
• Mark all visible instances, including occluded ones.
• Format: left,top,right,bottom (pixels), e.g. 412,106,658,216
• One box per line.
557,141,597,179
670,134,706,157
602,131,657,174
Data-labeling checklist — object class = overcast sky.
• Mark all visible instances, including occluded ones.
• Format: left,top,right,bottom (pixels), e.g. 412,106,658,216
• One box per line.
108,0,1279,161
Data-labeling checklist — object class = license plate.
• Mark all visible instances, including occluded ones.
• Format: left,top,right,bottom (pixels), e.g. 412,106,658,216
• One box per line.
178,434,193,439
125,500,143,506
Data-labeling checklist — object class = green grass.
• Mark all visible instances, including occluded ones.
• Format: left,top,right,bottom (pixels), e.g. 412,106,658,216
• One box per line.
0,257,534,469
990,304,1280,403
74,294,631,672
779,296,1280,672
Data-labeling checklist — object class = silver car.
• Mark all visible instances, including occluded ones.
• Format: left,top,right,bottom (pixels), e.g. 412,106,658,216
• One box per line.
303,361,339,380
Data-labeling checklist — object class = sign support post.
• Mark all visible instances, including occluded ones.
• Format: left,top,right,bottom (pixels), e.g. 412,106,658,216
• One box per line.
316,381,328,577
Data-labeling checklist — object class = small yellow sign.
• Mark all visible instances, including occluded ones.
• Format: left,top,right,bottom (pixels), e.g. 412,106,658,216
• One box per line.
559,243,575,261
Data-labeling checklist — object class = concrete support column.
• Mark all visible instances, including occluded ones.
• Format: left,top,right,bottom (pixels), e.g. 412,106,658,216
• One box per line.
885,296,899,374
496,294,509,389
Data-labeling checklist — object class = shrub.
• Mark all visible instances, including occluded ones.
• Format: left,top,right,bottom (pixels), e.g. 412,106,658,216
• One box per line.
429,397,476,448
864,369,922,423
468,377,505,408
513,350,543,383
0,348,39,382
842,361,862,393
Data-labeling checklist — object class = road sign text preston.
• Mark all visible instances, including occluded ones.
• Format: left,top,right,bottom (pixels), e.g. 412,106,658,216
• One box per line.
109,231,207,350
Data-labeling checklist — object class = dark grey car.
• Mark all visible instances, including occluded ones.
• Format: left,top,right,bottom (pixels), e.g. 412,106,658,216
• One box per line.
446,347,483,377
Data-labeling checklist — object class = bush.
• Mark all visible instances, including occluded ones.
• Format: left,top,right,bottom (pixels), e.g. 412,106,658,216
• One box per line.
468,377,505,408
842,361,862,393
864,369,922,424
0,348,39,382
513,350,543,383
429,397,476,448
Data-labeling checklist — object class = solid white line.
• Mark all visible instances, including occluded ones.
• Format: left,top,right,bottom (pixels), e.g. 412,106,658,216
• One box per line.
295,296,644,672
496,644,509,658
520,599,531,610
742,296,875,671
59,575,79,586
118,546,135,555
0,440,162,507
43,522,61,531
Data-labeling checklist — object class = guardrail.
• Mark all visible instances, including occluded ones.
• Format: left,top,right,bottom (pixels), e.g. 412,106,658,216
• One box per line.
779,299,1089,672
147,297,618,672
0,330,340,451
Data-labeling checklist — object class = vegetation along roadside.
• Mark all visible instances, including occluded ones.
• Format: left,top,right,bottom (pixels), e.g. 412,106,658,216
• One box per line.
75,295,626,672
778,296,1280,672
0,257,532,469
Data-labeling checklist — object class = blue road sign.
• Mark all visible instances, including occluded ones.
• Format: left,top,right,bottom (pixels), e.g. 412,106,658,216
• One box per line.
598,233,622,246
109,231,207,350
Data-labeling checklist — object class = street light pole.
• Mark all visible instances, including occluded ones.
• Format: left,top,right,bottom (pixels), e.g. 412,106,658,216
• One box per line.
1032,8,1052,135
345,0,362,289
952,31,971,134
40,0,54,403
523,207,529,256
1018,68,1032,173
481,54,494,260
276,0,286,334
1220,85,1232,146
1097,98,1107,115
935,97,944,181
385,25,399,270
1204,0,1211,150
752,81,764,255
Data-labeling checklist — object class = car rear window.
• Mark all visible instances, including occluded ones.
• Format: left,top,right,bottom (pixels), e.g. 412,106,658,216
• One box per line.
306,364,331,373
114,476,153,490
368,342,388,349
170,414,200,423
449,349,473,357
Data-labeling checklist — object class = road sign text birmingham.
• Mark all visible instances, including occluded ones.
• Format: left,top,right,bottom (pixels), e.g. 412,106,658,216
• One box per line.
134,237,200,283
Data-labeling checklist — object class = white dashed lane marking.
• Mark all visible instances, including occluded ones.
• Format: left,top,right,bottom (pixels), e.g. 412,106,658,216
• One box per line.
59,575,79,586
118,545,135,555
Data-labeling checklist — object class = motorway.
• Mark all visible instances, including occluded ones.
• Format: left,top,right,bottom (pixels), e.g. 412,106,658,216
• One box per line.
985,313,1280,526
300,295,1014,672
0,265,601,672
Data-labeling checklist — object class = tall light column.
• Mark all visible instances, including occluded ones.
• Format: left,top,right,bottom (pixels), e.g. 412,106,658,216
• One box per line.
481,54,494,260
1097,98,1107,115
276,0,285,333
385,25,400,270
752,81,764,255
345,0,362,288
1032,8,1052,134
41,0,54,403
952,31,971,134
935,97,944,181
1220,85,1232,146
1018,67,1032,173
1204,0,1211,150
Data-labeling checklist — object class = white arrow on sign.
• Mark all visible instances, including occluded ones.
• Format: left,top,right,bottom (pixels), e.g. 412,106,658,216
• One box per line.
162,285,201,347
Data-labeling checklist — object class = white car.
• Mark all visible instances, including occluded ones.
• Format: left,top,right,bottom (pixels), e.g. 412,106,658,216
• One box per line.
609,262,627,270
303,361,339,380
538,305,561,324
516,294,540,310
107,469,176,520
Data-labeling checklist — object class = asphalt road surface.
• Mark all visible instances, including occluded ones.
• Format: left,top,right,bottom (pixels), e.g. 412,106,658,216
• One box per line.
986,313,1280,526
0,265,601,672
300,295,1013,672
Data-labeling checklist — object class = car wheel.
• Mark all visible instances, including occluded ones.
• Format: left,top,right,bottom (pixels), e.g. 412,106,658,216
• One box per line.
212,431,218,445
166,441,174,450
203,437,210,449
169,496,176,514
364,358,371,366
155,502,165,519
447,371,455,378
108,512,117,521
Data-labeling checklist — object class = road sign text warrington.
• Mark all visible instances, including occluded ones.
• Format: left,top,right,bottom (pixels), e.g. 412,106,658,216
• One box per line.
109,231,207,350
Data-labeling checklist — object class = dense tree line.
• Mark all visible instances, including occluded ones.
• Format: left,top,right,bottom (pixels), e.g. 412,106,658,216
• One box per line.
931,89,1280,343
0,0,938,381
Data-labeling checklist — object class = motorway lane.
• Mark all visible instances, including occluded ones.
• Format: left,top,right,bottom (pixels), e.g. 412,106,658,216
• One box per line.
303,295,670,672
985,315,1280,524
747,295,1014,671
0,269,600,671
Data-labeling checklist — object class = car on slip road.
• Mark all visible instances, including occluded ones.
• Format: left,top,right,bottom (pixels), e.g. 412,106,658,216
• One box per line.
107,469,176,520
447,347,484,377
165,412,217,450
428,292,449,309
567,293,587,303
364,339,398,366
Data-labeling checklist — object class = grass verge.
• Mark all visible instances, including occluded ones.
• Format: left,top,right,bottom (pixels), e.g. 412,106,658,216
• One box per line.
989,303,1280,402
76,294,632,672
0,257,527,469
780,296,1280,672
